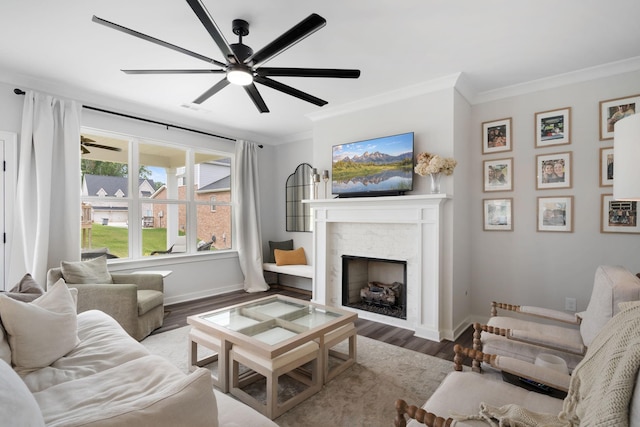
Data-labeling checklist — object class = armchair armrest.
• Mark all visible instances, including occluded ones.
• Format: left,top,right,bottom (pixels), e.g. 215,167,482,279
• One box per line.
65,283,138,337
473,322,586,356
394,399,453,427
491,301,581,325
453,345,570,392
112,273,164,293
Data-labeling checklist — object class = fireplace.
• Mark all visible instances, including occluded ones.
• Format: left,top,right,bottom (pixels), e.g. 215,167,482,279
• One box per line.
305,195,449,341
342,255,407,319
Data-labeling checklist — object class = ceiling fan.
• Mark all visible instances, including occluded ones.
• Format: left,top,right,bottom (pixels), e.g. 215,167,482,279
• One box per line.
81,136,122,155
92,0,360,113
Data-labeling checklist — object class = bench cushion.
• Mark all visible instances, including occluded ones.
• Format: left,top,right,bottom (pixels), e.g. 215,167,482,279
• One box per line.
263,263,313,279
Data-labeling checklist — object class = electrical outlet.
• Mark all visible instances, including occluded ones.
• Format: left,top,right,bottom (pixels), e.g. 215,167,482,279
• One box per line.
565,297,577,312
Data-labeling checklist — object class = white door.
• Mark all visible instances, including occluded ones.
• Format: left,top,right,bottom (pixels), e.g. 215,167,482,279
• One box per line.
0,132,17,291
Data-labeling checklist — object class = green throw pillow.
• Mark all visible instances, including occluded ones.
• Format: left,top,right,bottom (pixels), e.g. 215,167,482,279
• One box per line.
268,240,294,263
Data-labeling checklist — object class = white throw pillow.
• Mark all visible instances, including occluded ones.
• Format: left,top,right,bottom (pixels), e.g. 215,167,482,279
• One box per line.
0,279,80,373
0,359,45,426
61,255,113,284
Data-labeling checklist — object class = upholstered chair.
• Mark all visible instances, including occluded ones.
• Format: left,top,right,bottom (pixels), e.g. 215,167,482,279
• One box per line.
46,256,164,341
395,300,640,426
473,265,640,372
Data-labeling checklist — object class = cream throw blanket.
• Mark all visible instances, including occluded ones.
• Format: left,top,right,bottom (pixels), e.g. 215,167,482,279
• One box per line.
455,302,640,426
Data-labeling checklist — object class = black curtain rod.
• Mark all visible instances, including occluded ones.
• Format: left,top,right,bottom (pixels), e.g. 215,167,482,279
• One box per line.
13,88,263,148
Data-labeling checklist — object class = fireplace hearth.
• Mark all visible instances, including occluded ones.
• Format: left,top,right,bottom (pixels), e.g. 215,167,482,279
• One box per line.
342,255,407,319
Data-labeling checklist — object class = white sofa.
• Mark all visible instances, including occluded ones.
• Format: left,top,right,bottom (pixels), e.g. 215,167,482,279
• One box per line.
0,294,277,426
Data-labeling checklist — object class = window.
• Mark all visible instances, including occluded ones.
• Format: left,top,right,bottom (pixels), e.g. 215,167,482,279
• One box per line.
80,130,233,260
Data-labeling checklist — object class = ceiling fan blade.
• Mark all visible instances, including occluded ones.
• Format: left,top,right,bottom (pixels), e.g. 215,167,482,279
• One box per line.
92,15,226,67
185,0,240,64
257,67,360,78
244,84,269,113
122,69,226,75
255,76,327,107
83,142,123,152
248,13,326,68
193,78,230,104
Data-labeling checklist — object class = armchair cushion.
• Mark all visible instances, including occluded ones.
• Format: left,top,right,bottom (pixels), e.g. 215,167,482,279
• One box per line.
0,280,79,373
137,290,164,316
579,265,640,347
61,255,113,284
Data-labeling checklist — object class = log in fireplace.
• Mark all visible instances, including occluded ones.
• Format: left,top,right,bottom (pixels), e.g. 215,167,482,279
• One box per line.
341,255,407,319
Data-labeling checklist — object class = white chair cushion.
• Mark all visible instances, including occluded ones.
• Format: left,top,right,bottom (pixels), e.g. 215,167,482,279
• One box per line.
580,265,640,347
232,341,318,370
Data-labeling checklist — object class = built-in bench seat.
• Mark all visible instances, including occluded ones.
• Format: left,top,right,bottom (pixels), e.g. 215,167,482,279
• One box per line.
262,263,314,280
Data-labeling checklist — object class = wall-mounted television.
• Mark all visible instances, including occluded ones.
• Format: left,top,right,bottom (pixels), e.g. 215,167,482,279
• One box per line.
332,132,414,198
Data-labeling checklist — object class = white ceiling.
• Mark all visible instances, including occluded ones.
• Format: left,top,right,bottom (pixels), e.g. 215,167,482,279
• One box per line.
2,0,640,145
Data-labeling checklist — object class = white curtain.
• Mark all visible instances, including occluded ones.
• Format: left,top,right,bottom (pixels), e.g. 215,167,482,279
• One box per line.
8,91,81,285
234,140,269,292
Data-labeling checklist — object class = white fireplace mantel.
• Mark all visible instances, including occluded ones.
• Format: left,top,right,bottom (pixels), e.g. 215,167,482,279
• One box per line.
304,194,449,341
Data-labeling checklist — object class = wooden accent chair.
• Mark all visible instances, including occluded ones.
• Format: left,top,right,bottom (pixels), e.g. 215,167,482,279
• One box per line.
473,265,640,372
394,300,640,427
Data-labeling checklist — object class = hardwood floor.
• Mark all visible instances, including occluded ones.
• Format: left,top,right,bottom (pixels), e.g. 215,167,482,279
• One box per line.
154,287,474,363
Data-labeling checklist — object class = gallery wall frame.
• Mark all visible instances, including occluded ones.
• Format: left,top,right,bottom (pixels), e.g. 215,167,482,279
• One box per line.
482,118,512,154
599,147,614,187
535,107,571,148
536,151,572,190
601,194,640,234
599,94,640,140
483,157,513,192
537,196,573,232
483,198,513,231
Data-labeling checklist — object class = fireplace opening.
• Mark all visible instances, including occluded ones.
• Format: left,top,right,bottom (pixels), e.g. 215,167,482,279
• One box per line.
341,255,407,319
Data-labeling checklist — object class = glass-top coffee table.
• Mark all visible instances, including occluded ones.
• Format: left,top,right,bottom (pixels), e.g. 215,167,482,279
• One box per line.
187,294,358,393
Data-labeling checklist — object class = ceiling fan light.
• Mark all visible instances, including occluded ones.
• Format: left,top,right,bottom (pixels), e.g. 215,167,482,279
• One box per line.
227,68,253,86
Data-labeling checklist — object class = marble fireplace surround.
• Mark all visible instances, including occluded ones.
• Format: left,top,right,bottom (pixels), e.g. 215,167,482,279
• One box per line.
305,195,448,341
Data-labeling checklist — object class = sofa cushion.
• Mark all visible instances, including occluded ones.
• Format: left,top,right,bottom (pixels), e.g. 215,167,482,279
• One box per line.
137,290,164,316
1,273,45,302
580,265,640,347
0,322,9,365
33,355,218,427
0,279,79,373
274,247,307,266
21,310,150,393
0,359,45,426
268,239,293,263
61,255,113,284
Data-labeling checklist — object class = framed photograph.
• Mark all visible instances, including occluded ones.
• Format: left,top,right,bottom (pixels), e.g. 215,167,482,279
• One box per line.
599,94,640,140
483,198,513,231
482,118,512,154
536,151,572,190
601,194,640,234
537,196,573,232
535,107,571,148
599,147,614,187
483,158,513,192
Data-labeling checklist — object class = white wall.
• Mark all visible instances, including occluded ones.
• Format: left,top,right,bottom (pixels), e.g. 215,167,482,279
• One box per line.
469,69,640,322
309,86,466,337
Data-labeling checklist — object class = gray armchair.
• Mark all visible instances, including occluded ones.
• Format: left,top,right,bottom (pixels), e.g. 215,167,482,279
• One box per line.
47,269,164,341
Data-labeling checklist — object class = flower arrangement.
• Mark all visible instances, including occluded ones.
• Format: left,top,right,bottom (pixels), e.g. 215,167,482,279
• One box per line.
414,152,457,176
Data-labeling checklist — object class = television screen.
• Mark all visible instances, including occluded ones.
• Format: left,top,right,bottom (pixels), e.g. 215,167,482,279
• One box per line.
332,132,414,198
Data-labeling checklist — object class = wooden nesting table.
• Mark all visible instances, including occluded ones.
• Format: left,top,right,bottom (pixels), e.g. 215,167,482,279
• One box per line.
187,294,358,394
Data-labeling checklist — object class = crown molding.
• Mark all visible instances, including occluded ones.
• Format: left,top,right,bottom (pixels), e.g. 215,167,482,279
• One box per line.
307,73,462,123
473,56,640,104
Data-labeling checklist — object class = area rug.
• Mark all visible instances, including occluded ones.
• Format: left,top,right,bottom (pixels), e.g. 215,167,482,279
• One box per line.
142,326,457,427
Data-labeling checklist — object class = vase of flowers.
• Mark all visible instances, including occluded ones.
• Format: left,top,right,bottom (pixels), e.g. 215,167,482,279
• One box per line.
414,152,457,194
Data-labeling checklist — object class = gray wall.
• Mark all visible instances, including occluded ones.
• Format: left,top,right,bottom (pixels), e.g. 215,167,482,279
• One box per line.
469,69,640,321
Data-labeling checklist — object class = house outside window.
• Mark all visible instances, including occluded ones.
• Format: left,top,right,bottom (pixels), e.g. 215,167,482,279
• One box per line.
80,130,233,260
